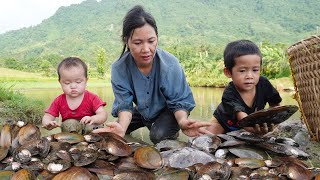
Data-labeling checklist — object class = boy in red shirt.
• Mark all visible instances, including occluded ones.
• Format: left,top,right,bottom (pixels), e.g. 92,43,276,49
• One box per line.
42,57,108,134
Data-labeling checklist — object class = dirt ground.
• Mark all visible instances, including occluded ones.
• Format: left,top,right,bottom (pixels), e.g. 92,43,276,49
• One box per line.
276,120,320,167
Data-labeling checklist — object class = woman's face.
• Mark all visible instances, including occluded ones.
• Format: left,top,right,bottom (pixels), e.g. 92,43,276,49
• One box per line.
127,24,158,68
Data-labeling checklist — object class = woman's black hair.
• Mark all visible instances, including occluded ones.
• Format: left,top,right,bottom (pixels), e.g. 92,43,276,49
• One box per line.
120,5,158,57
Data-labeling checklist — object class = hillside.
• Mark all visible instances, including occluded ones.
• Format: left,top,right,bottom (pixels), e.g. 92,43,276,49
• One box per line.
0,0,319,61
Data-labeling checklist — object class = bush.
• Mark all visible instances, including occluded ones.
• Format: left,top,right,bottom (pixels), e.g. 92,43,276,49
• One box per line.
0,84,45,124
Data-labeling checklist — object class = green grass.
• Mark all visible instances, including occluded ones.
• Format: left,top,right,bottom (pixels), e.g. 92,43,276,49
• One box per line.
0,84,45,124
0,68,111,89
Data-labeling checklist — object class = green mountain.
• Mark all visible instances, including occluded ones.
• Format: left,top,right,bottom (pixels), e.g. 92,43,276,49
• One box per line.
0,0,319,61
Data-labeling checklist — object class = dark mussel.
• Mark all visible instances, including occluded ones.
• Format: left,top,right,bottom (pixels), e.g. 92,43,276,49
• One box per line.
114,156,145,174
85,159,115,176
238,105,298,127
227,130,264,143
14,137,50,159
42,142,71,164
20,160,44,171
228,145,267,160
73,147,98,167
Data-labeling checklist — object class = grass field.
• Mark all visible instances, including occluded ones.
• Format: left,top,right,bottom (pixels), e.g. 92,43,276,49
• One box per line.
0,67,293,90
0,68,111,89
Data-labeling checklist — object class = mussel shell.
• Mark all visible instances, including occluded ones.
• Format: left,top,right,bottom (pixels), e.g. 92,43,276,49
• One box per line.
114,156,145,174
85,159,115,175
163,147,216,169
97,132,128,143
230,166,252,179
83,133,102,142
257,142,309,157
277,161,312,180
56,150,72,161
219,139,246,147
0,124,12,149
0,170,14,180
20,160,44,171
232,131,264,143
37,169,55,180
73,148,98,167
99,138,132,157
155,167,190,180
13,149,31,163
14,137,50,158
38,137,51,157
189,134,221,153
155,139,188,152
11,169,36,180
42,142,71,164
238,105,298,127
112,170,155,180
228,146,267,160
0,146,9,162
46,159,71,174
134,146,162,169
52,166,99,180
234,158,266,169
17,123,41,146
193,161,231,180
53,132,84,144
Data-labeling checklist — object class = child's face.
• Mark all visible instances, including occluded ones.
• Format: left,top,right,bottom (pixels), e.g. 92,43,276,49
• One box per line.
59,66,87,98
225,54,261,93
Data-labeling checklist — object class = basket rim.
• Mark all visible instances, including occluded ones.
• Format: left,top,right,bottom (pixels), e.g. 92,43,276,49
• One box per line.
288,35,320,53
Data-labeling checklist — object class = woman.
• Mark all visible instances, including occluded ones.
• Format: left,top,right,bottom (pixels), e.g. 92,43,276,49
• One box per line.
93,5,211,144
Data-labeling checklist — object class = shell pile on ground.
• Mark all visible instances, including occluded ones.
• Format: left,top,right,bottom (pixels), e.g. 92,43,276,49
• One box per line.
0,120,319,180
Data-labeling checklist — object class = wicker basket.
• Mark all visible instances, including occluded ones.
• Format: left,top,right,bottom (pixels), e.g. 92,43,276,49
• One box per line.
287,35,320,141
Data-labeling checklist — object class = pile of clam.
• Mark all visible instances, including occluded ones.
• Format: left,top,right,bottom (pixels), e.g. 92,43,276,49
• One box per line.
0,120,319,180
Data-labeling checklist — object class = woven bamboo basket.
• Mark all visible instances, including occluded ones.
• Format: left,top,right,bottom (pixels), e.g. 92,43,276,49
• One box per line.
287,35,320,141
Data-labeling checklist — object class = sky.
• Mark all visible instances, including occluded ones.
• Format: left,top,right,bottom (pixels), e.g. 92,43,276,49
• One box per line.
0,0,86,34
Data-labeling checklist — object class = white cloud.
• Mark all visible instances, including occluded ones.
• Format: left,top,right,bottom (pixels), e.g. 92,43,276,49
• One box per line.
0,0,86,34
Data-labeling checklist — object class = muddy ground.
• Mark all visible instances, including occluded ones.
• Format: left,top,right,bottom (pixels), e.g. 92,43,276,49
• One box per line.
276,120,320,167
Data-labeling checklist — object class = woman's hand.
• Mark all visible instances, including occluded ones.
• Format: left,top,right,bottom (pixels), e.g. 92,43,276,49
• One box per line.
179,119,213,137
92,122,126,137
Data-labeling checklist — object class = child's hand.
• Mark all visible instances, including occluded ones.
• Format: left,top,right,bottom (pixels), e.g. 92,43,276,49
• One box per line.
42,121,59,130
247,123,275,135
80,116,93,125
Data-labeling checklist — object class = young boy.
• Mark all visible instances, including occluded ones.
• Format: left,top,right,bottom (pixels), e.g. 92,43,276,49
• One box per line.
42,57,108,134
207,40,282,135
